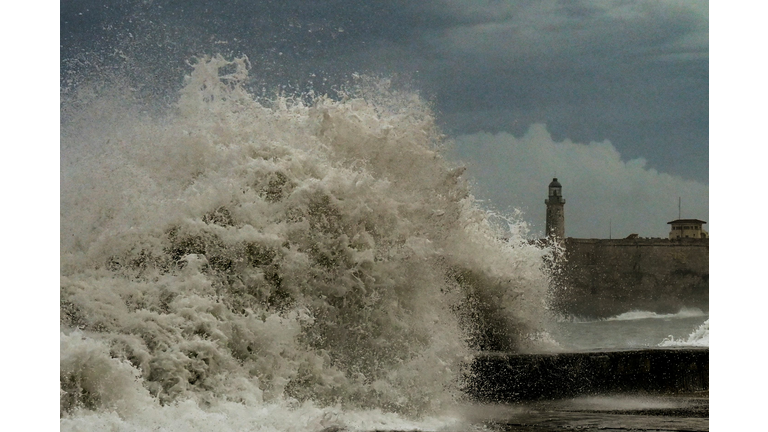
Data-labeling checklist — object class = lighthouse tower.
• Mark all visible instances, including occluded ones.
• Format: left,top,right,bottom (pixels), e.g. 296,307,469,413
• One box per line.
545,178,565,239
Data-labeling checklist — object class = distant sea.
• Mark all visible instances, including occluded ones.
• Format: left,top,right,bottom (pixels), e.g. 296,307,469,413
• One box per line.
551,307,709,351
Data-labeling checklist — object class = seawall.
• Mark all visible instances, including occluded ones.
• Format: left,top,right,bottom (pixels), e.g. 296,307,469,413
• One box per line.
465,348,709,402
552,238,708,319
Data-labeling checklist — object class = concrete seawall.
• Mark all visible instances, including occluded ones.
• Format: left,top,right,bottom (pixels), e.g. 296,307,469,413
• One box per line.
552,238,708,319
465,348,709,402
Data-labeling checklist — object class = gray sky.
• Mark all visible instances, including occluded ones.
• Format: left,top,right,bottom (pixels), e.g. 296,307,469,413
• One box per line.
61,0,709,239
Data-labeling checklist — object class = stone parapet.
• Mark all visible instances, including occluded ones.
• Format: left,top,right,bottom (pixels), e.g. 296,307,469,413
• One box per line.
550,238,708,318
465,348,709,402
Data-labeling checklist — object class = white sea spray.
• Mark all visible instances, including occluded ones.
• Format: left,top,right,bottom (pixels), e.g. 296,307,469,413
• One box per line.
60,55,555,430
659,319,709,347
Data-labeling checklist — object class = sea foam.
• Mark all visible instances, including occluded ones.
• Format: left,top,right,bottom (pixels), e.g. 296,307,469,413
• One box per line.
61,56,555,429
658,320,709,347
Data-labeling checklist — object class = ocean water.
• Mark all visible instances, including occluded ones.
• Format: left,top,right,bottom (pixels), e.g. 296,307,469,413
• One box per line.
60,56,558,431
551,308,709,351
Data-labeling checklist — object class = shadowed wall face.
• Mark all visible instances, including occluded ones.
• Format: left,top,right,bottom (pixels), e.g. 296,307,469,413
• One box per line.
466,349,708,402
553,238,709,319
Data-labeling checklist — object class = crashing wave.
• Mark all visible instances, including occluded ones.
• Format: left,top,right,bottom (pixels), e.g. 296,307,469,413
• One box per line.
658,320,709,347
60,55,555,427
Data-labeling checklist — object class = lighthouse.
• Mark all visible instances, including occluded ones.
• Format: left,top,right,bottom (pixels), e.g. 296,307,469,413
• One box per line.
545,178,565,239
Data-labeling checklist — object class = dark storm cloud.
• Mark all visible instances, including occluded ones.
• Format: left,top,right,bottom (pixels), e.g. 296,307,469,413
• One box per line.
411,1,708,182
61,1,432,92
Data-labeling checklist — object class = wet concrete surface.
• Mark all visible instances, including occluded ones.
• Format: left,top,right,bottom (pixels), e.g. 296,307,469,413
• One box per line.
461,348,708,431
474,392,709,431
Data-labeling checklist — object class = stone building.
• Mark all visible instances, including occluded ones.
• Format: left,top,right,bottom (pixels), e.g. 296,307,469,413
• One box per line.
667,219,708,239
545,178,565,239
543,179,709,318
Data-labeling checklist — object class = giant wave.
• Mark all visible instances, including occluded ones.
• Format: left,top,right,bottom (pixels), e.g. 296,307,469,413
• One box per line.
60,56,556,430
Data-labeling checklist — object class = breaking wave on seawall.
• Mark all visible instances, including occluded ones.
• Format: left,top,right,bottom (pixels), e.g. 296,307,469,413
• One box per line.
658,320,709,347
60,56,557,431
557,307,707,324
605,307,707,322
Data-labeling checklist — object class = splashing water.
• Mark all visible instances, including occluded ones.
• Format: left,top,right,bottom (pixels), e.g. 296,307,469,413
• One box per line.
60,56,555,430
658,320,709,347
604,307,707,322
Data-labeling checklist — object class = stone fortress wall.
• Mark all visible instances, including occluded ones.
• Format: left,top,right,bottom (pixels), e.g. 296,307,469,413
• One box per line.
540,178,708,319
551,237,709,319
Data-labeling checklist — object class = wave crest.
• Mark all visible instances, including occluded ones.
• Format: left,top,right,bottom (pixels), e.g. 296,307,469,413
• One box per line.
60,56,555,421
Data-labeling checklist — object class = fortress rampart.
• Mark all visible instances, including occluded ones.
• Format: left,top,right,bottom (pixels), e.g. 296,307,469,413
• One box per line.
551,237,709,318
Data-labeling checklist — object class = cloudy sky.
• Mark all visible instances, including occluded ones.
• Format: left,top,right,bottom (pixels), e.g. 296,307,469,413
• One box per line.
60,0,709,239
